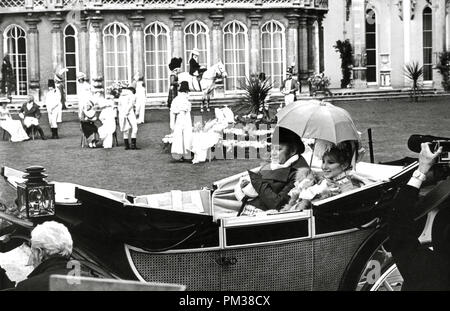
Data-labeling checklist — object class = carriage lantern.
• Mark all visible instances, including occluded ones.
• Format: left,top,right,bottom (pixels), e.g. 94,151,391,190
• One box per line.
16,166,55,218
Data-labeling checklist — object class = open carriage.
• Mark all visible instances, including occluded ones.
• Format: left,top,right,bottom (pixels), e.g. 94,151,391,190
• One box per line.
1,148,448,291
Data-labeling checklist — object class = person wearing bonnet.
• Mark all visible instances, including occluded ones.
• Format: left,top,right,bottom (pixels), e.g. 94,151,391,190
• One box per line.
167,57,183,109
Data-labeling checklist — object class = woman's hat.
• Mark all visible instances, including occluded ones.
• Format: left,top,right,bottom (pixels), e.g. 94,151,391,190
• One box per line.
179,81,190,93
286,66,294,75
168,57,183,71
48,79,55,88
191,48,200,56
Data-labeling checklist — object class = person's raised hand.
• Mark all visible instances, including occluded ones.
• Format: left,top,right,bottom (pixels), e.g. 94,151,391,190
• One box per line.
419,142,442,175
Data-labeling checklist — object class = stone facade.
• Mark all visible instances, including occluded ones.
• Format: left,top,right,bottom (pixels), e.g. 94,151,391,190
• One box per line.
323,0,449,89
0,0,328,105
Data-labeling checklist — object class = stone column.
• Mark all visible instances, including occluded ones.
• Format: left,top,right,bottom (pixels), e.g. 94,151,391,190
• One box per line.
129,11,145,79
25,13,41,98
78,14,90,77
351,0,367,88
286,10,300,71
49,12,65,73
210,10,225,97
298,14,309,83
88,11,104,84
170,10,185,60
433,0,447,89
403,0,411,86
210,9,224,64
318,14,325,73
249,10,262,75
0,15,3,69
307,15,318,76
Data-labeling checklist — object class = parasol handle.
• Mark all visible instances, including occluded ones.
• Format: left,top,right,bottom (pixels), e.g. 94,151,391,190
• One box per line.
309,139,316,168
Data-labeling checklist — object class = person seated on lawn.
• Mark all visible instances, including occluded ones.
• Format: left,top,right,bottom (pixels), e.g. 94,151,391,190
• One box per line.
80,98,99,148
18,95,46,140
234,127,309,216
0,98,29,142
282,140,370,212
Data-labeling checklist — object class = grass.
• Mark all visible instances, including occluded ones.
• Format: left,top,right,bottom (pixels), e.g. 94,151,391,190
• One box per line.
1,96,450,208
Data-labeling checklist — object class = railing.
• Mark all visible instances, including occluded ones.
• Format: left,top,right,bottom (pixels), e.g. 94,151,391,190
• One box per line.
0,0,328,12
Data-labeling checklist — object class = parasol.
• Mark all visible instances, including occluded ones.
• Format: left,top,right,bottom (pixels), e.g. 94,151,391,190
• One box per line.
275,100,359,144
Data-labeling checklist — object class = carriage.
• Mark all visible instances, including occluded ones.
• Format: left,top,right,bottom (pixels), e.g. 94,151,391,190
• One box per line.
1,144,448,291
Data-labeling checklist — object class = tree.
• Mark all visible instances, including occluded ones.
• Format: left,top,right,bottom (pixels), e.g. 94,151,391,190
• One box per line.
334,39,354,88
1,54,15,96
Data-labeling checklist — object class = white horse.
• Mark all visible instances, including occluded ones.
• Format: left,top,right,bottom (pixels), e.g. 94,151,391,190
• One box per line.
178,60,227,112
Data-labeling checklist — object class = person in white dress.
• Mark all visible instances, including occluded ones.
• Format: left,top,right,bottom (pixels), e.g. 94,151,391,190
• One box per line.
133,74,146,124
118,86,139,150
45,79,62,139
170,81,192,160
76,72,93,120
0,99,28,142
96,90,117,149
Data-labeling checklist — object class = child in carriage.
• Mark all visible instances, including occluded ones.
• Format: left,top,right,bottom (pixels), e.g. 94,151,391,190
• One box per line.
282,140,371,212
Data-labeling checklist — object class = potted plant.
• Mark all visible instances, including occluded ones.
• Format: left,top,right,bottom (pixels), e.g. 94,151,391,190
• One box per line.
236,74,275,126
308,73,332,97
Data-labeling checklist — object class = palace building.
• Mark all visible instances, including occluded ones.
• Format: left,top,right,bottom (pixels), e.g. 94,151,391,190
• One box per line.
0,0,328,106
0,0,448,106
323,0,449,90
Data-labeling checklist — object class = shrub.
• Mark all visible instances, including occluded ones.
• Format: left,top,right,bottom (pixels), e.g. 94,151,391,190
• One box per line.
334,39,354,88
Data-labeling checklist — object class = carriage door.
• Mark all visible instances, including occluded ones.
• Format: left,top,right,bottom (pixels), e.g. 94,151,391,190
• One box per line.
218,215,313,291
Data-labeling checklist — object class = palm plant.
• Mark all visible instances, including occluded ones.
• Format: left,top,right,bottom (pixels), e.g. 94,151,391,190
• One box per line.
237,75,273,122
403,61,423,102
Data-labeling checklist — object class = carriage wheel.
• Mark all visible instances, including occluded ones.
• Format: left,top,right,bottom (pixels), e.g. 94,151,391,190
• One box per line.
355,243,404,291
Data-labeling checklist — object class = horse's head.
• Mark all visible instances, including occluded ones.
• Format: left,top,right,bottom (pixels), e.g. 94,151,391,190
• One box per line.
215,60,228,78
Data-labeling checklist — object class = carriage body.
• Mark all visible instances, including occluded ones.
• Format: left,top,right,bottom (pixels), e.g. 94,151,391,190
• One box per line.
0,159,441,291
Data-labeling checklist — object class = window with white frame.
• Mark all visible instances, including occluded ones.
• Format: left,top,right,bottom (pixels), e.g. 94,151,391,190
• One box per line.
184,21,209,71
365,9,377,83
223,21,248,91
423,7,433,81
103,23,130,87
261,21,285,88
4,25,27,95
144,22,170,95
64,24,78,95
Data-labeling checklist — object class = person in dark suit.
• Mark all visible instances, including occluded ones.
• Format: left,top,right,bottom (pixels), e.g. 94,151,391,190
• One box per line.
388,142,450,290
189,48,206,91
235,127,309,215
6,221,74,291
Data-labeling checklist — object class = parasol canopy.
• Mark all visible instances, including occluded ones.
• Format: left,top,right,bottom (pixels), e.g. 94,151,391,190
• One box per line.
275,100,360,144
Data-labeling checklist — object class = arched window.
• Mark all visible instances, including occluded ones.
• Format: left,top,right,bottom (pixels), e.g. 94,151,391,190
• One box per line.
261,21,285,88
365,9,377,83
103,23,131,87
423,7,433,81
184,21,209,71
4,25,27,95
223,21,248,91
64,24,78,95
144,22,170,95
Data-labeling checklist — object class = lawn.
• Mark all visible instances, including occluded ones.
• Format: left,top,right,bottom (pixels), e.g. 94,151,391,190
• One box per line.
1,96,450,207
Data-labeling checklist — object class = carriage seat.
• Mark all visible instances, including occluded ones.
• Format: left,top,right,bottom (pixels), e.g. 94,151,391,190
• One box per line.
211,162,405,220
